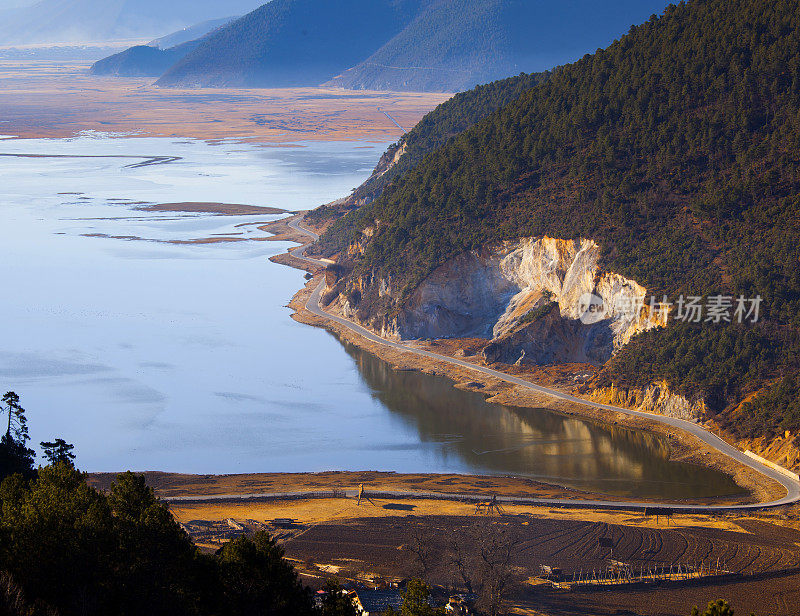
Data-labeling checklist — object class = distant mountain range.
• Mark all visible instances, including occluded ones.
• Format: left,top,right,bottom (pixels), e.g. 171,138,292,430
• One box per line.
0,0,262,46
323,0,670,92
156,0,425,88
89,41,202,78
147,16,237,49
91,18,237,78
91,0,671,92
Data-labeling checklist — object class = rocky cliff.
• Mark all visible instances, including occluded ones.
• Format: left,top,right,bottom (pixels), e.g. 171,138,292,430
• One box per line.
328,236,667,366
588,382,705,421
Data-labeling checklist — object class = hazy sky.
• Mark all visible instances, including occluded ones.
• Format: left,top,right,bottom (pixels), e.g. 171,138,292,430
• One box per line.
0,0,39,8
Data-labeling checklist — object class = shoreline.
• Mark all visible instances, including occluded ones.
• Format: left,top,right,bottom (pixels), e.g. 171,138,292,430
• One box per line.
265,213,793,509
89,470,741,506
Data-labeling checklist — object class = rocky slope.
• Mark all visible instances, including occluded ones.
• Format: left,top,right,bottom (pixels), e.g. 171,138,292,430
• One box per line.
326,236,666,367
588,383,705,421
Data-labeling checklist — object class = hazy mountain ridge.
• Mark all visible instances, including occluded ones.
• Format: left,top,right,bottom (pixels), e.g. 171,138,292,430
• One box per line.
89,41,201,77
324,0,671,92
0,0,262,45
90,18,237,77
154,0,427,88
90,0,670,92
147,16,238,49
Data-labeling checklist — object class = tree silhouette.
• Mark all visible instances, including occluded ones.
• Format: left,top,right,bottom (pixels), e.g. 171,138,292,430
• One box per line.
319,579,358,616
2,392,28,443
690,600,735,616
399,579,443,616
40,438,75,467
0,392,34,480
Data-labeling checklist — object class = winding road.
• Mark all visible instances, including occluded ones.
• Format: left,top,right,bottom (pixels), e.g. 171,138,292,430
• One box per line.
284,215,800,512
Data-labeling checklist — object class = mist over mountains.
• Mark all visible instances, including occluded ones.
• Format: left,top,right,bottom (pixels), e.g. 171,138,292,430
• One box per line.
0,0,262,45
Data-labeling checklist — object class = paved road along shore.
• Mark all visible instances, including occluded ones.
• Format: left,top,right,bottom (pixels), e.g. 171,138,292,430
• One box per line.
283,216,800,512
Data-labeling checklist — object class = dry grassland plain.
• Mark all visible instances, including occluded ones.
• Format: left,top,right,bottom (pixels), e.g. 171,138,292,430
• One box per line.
0,55,451,142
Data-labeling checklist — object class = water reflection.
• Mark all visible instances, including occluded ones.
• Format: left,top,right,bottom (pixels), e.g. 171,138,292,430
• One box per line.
341,339,742,499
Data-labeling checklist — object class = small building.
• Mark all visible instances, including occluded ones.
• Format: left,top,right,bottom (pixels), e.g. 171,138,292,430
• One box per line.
540,565,562,578
445,595,471,615
352,589,404,616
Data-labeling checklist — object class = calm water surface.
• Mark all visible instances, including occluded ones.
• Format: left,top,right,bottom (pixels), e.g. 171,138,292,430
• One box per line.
0,134,740,499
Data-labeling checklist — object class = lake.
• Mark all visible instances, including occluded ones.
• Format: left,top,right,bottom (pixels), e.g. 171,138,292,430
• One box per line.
0,133,741,499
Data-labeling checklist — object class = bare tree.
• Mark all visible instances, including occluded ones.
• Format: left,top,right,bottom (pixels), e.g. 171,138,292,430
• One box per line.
448,528,475,595
446,519,522,616
407,522,436,580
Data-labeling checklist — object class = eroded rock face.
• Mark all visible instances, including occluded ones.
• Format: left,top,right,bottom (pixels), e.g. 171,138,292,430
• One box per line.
589,382,705,421
396,250,517,339
394,237,665,365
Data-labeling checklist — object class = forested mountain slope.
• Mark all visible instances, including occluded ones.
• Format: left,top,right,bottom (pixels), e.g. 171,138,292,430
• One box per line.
316,0,800,439
306,70,550,222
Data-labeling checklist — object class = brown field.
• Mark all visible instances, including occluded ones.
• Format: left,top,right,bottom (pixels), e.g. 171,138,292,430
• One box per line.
95,470,800,616
0,56,450,142
161,493,800,616
281,513,800,579
88,469,640,504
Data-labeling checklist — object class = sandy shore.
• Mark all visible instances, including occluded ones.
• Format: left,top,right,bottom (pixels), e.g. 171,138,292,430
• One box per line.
136,202,287,215
86,469,750,507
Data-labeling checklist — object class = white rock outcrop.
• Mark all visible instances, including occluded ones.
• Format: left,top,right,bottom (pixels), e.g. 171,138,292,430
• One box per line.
394,237,666,364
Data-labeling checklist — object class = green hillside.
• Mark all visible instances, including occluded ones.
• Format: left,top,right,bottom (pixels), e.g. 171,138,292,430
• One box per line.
317,0,800,438
306,70,549,223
